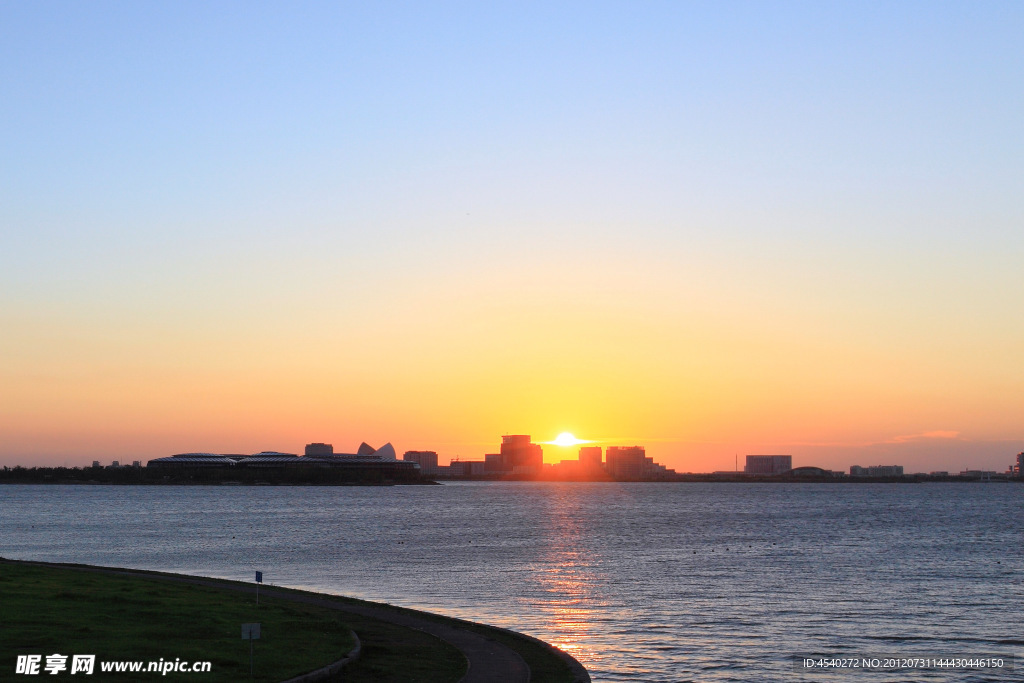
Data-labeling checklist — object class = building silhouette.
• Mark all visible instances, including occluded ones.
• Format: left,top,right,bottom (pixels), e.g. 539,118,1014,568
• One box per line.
744,455,792,475
148,442,408,471
403,450,440,476
606,446,646,479
486,435,543,474
448,460,486,477
850,464,903,477
578,446,603,468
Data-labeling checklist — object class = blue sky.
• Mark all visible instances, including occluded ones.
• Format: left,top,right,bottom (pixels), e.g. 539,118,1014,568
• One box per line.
2,2,1023,470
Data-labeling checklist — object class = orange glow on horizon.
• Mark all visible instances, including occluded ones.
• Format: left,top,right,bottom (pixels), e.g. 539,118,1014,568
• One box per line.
2,255,1021,475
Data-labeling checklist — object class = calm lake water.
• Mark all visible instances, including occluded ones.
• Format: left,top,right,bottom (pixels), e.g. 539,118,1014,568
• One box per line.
2,482,1021,681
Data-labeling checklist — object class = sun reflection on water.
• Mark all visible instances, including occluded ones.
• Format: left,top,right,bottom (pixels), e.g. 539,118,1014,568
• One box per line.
529,485,608,664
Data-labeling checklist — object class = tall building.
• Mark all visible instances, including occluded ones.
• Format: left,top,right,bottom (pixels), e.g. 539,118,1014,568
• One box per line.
490,435,543,473
403,450,439,473
744,455,792,475
578,446,603,468
606,446,646,479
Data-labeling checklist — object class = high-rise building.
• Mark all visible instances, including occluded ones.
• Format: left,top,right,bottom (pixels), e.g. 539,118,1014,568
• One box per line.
744,455,792,475
578,446,602,467
491,435,543,473
606,446,646,479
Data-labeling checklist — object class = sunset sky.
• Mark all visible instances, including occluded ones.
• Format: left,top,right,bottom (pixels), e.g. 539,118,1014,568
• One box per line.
2,2,1022,473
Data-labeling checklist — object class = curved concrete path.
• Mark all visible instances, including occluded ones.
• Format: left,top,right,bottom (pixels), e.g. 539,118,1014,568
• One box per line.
255,585,530,683
17,561,532,683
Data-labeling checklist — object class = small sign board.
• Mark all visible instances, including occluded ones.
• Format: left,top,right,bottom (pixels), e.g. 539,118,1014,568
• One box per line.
241,623,261,640
255,571,263,583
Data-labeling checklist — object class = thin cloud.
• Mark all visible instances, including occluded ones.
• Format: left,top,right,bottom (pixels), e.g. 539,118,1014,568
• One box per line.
886,430,961,444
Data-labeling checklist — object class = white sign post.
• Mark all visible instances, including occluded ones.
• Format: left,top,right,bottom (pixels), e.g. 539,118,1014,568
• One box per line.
242,623,260,676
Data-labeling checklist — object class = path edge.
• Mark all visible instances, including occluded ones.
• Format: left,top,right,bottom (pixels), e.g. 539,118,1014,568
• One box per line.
278,630,361,683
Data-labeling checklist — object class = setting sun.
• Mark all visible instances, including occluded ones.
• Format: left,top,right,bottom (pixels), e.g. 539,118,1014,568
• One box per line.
551,432,588,447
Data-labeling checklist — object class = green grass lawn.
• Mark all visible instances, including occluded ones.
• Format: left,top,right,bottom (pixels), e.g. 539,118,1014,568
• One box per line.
0,562,466,682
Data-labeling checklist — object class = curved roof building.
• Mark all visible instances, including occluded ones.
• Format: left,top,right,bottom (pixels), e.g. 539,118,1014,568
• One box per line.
147,453,235,467
147,442,413,474
241,452,299,467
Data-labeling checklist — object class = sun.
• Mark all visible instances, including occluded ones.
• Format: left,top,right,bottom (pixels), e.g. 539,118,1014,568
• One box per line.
551,432,588,447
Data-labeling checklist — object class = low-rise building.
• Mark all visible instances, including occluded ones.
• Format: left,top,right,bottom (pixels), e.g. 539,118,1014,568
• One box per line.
850,465,904,477
147,453,236,468
148,442,415,472
787,466,841,478
448,460,486,477
305,443,334,457
403,450,440,476
484,453,504,472
744,455,792,475
958,469,1002,481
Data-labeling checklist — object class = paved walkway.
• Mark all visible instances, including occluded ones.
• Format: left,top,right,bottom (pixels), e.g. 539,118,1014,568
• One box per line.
252,584,530,683
22,562,530,683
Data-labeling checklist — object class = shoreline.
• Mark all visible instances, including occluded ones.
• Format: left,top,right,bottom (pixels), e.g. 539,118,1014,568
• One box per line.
1,475,1019,485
